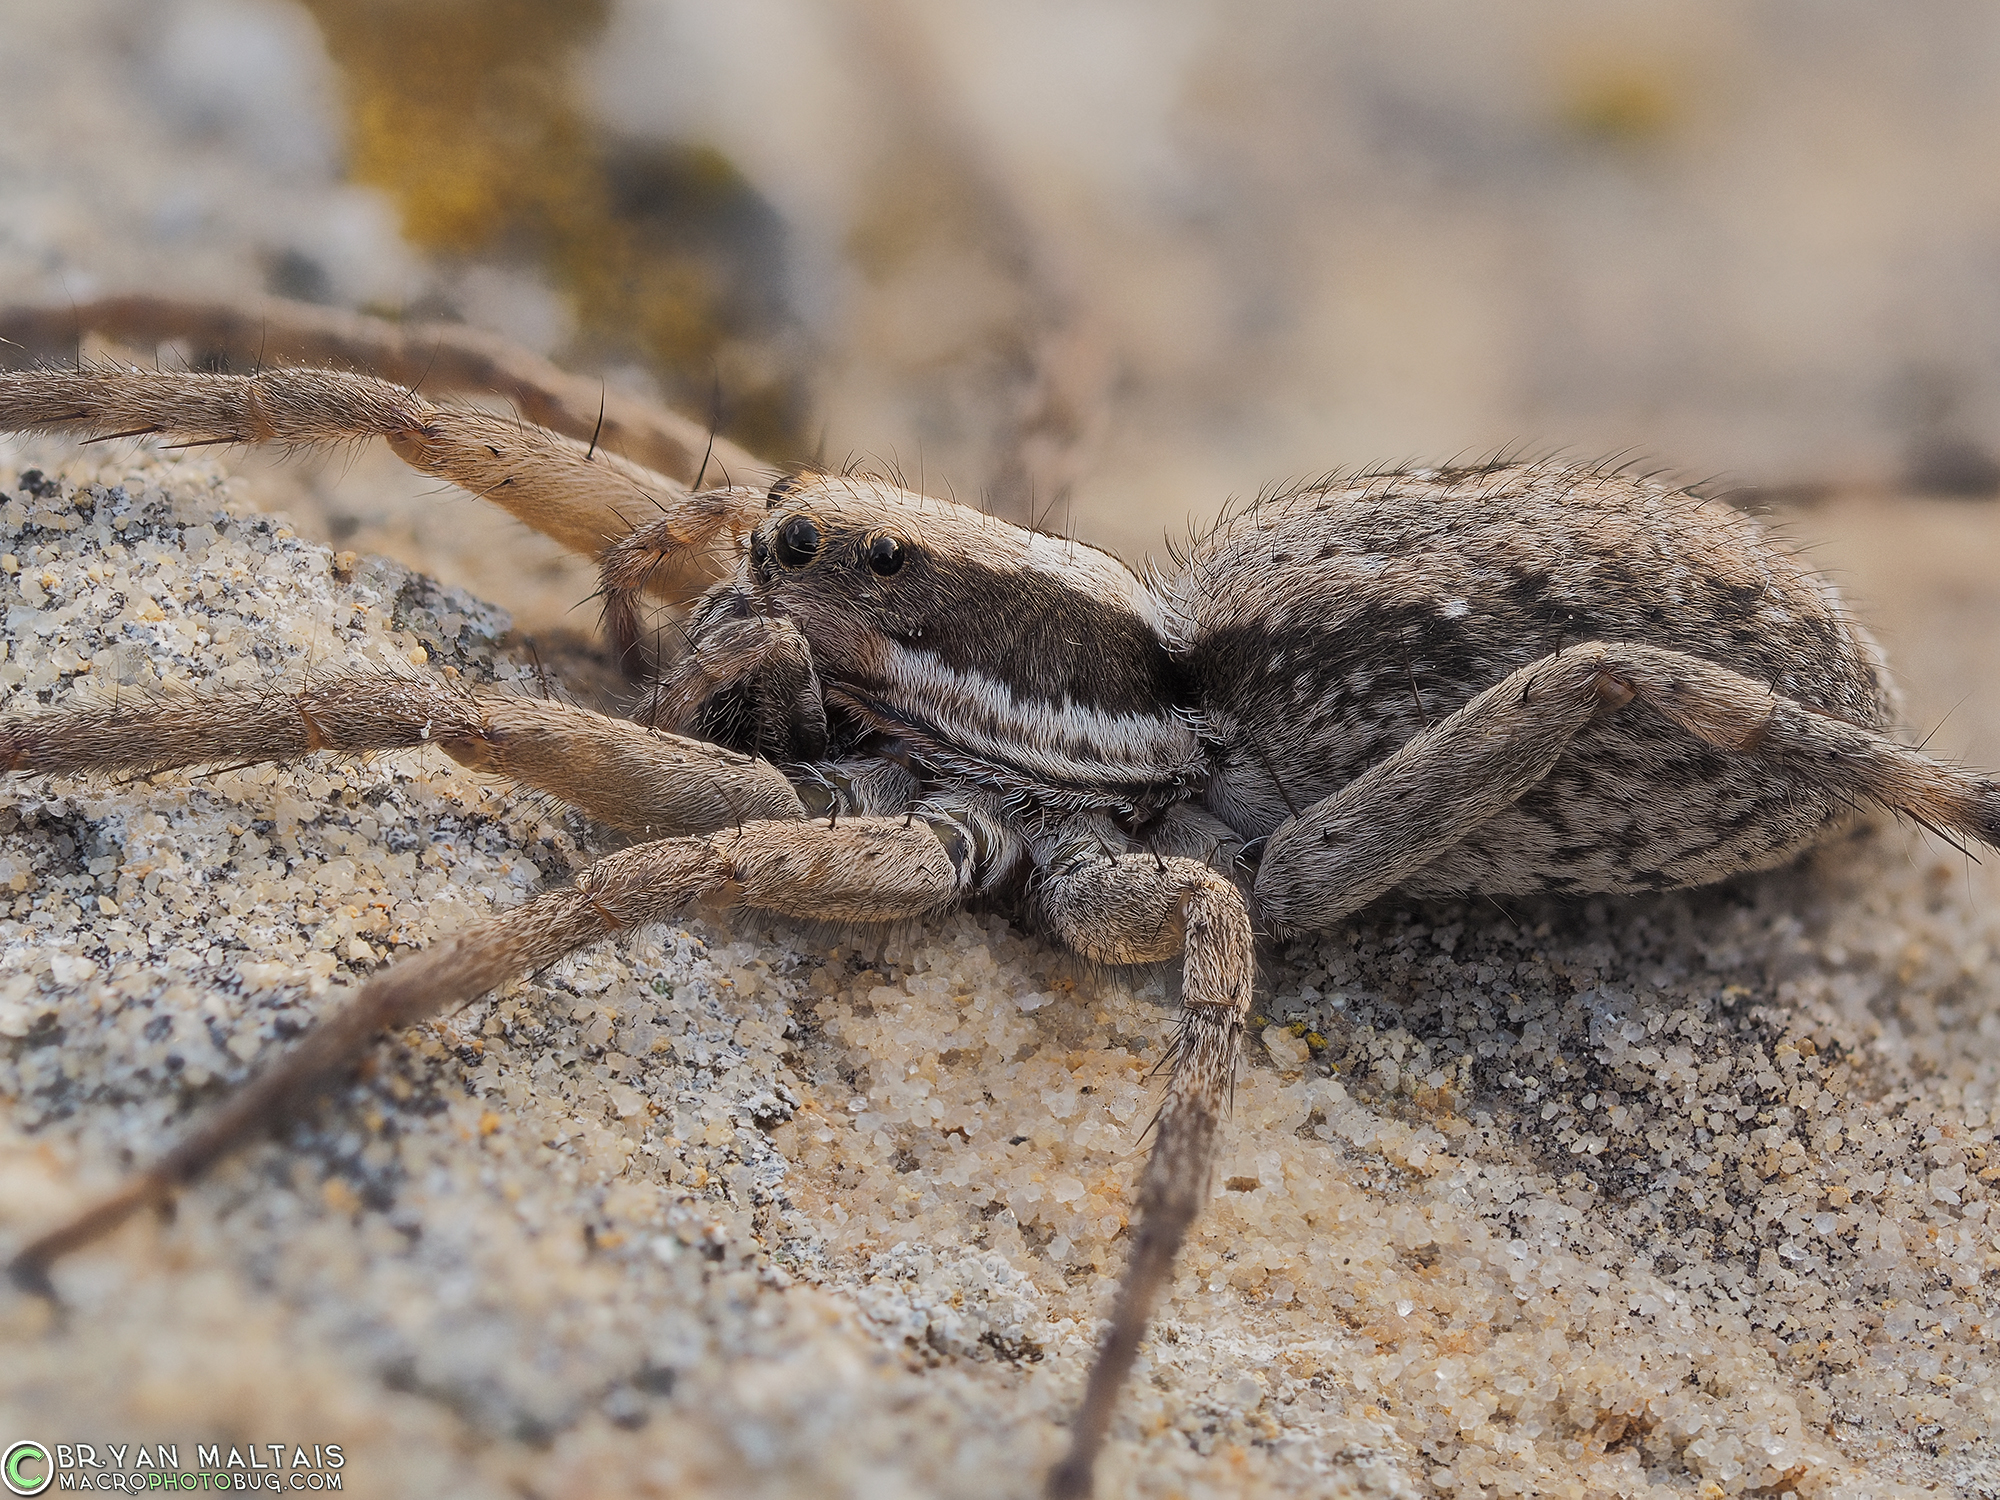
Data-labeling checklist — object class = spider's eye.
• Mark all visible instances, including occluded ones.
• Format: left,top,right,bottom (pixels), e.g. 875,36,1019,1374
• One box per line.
865,533,905,576
774,515,821,568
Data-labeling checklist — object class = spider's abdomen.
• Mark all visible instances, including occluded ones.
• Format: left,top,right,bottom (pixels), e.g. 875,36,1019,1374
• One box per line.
1165,461,1896,895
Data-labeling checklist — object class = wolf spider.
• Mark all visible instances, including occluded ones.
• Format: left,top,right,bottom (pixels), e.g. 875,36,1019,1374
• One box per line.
1,296,1997,1498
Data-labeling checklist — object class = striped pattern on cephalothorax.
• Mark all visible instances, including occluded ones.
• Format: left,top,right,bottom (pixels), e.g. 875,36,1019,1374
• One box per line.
696,475,1207,819
1162,461,1898,894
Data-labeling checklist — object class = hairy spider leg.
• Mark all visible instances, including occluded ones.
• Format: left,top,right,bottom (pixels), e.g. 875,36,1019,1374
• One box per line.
0,671,805,836
1254,641,2000,934
7,810,990,1294
1032,845,1255,1500
0,294,767,490
0,365,758,606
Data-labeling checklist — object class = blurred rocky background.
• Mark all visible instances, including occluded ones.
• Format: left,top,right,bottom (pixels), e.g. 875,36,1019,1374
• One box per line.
12,0,2000,551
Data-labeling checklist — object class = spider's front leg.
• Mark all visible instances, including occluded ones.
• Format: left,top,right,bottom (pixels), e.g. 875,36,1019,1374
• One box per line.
0,363,770,604
0,671,806,837
0,294,765,487
1031,842,1255,1500
7,806,994,1295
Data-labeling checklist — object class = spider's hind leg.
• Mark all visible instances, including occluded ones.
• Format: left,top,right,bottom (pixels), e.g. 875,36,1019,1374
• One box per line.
1031,639,2000,1499
1251,640,2000,933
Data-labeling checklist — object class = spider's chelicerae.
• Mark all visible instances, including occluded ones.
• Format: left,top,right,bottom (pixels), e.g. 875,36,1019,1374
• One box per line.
3,298,1998,1499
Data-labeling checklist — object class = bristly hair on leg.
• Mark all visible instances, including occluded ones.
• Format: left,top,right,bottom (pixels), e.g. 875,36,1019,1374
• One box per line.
586,383,607,462
693,366,723,492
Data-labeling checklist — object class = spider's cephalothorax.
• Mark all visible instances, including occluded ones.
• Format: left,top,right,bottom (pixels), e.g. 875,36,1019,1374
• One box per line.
659,474,1208,828
2,344,1997,1500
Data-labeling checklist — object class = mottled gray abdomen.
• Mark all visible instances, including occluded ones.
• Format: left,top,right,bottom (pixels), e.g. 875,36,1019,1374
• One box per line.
1162,462,1896,895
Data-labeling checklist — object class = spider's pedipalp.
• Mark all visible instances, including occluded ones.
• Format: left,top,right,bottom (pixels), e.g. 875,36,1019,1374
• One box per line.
597,490,776,666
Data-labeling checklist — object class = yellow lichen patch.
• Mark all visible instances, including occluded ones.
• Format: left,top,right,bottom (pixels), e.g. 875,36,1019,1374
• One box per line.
1560,68,1678,143
294,0,803,455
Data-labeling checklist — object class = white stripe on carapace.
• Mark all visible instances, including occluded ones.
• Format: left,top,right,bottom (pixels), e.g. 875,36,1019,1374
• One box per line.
856,644,1202,793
